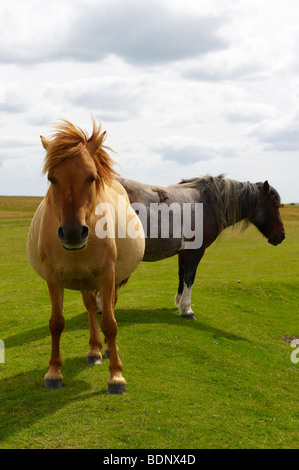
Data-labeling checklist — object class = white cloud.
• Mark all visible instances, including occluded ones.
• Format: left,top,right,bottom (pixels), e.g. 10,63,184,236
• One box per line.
153,136,240,165
225,102,276,124
0,84,29,114
69,1,227,65
183,51,266,83
158,145,216,164
0,0,227,65
0,1,73,64
0,0,298,202
248,112,299,151
44,76,148,121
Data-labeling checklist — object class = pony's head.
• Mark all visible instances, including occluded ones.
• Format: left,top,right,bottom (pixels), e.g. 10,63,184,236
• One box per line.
41,118,117,250
251,181,285,246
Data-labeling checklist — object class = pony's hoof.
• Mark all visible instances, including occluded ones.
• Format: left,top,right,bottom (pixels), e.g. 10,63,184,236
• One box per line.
104,351,110,359
107,383,125,394
181,313,196,320
44,379,63,389
86,356,102,364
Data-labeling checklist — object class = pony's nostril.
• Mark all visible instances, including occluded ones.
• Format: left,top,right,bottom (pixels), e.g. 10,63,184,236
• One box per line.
81,225,89,241
58,224,88,247
58,226,65,241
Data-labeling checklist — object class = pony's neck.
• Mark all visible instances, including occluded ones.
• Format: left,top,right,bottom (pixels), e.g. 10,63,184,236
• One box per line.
222,180,258,230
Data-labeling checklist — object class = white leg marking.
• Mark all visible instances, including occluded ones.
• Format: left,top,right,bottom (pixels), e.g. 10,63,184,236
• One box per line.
178,283,194,316
174,292,181,307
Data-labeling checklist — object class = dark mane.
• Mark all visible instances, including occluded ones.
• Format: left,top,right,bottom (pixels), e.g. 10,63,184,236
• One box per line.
42,118,118,188
179,174,259,232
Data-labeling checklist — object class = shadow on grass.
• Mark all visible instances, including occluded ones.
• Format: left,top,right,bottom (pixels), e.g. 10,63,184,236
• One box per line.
0,356,107,446
0,308,248,445
115,308,248,343
3,312,89,349
4,307,248,350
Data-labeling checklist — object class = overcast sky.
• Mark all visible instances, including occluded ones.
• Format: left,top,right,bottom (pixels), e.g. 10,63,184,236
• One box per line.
0,0,298,202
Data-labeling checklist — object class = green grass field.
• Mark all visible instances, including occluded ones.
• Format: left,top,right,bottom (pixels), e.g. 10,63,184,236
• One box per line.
0,196,298,449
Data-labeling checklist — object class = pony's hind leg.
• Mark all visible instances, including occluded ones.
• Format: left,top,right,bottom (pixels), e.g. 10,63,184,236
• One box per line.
179,284,195,319
44,283,65,388
178,247,205,320
175,250,196,319
174,251,185,308
81,290,103,364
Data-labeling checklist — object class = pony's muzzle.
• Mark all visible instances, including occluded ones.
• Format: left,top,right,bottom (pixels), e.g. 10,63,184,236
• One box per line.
58,224,89,250
268,231,286,246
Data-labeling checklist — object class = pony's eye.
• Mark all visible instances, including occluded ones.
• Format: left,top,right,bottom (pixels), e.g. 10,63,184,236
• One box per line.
48,175,57,185
87,175,96,184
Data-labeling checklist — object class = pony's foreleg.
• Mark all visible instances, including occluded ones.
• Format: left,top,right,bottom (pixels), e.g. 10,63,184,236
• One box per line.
104,285,119,359
81,290,103,364
100,275,125,394
44,283,65,388
174,251,186,308
178,247,205,320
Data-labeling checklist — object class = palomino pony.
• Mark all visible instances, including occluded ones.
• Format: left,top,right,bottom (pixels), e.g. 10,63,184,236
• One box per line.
96,174,285,319
27,120,145,393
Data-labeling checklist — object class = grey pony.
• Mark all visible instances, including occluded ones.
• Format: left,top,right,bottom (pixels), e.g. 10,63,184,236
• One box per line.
97,174,285,320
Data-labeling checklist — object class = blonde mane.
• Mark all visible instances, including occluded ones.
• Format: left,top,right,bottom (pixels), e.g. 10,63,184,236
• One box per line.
42,118,118,188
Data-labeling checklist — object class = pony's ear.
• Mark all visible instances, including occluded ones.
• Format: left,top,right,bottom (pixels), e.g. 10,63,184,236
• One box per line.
40,136,50,150
263,181,270,193
87,131,107,156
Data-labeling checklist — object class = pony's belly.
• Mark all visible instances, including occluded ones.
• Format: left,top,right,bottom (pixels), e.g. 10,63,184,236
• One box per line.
64,278,99,291
142,237,183,261
114,233,145,284
53,261,101,290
